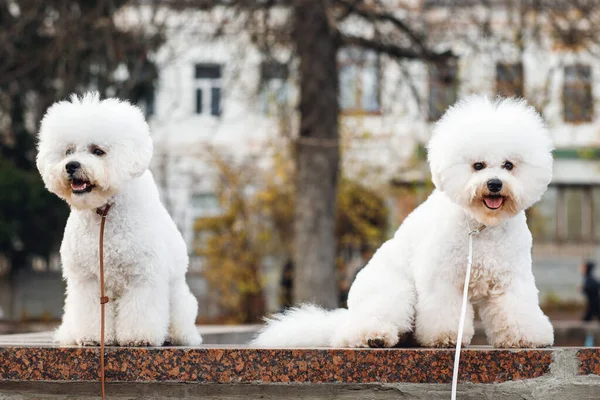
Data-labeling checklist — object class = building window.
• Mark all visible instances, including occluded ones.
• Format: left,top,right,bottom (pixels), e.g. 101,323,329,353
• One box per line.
190,192,221,218
259,61,290,116
195,63,222,116
528,184,600,243
496,63,524,98
338,48,381,113
190,192,221,270
563,64,593,123
428,58,458,121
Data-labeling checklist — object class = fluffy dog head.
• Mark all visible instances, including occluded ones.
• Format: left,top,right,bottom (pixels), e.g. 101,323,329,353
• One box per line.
427,96,553,226
36,92,153,210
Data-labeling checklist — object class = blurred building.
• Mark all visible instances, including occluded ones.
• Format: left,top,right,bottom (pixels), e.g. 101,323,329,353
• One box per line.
143,1,600,315
4,1,600,320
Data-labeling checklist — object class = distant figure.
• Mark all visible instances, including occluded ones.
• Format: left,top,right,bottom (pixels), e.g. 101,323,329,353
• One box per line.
581,260,600,322
279,259,294,311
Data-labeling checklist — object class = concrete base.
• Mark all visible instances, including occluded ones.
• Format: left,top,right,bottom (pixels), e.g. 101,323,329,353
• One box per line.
2,378,600,400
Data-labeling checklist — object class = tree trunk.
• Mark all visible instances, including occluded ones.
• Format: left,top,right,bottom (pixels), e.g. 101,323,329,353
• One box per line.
292,0,340,308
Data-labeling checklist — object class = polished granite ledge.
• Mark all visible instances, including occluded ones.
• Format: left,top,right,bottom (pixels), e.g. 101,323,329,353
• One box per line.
578,348,600,376
0,346,561,384
0,331,598,385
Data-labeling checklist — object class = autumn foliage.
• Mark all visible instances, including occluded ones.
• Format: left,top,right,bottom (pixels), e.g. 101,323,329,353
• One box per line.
193,144,388,323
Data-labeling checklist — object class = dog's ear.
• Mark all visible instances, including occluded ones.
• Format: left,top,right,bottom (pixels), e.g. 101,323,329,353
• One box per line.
36,140,48,177
426,142,444,191
35,139,52,188
430,167,443,190
121,135,153,179
103,98,154,179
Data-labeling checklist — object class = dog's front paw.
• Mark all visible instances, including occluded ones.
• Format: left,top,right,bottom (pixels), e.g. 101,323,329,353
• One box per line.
73,336,116,346
118,340,154,347
330,317,404,348
487,310,554,348
57,335,114,347
76,338,100,346
416,326,474,348
415,320,475,348
55,326,113,347
118,337,163,347
420,333,457,348
117,332,165,347
492,337,552,348
491,323,554,348
167,331,203,346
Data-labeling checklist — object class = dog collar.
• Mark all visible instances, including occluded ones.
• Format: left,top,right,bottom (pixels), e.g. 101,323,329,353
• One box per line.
96,204,112,217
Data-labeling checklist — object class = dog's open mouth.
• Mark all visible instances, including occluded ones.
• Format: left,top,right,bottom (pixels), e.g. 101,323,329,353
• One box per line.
70,178,95,194
483,195,504,210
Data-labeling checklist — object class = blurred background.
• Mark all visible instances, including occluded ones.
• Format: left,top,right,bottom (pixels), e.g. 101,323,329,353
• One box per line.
1,0,600,335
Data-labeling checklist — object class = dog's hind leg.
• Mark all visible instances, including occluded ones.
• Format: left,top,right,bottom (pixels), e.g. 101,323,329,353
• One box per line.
414,278,475,348
168,278,202,346
331,239,416,348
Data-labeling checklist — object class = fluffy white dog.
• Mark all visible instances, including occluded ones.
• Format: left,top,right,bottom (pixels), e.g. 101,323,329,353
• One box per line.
253,96,554,348
36,92,202,347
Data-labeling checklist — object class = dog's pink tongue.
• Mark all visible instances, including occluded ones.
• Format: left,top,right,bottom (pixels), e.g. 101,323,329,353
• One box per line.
484,196,503,209
71,182,86,190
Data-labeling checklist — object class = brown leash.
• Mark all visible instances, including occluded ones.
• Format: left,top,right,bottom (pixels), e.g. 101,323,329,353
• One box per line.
96,204,112,400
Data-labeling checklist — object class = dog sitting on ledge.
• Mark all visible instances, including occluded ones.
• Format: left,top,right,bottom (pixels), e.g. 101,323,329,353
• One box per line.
253,96,555,349
36,92,201,347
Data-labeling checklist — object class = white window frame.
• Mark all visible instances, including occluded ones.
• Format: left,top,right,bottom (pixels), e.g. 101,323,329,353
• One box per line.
194,63,223,117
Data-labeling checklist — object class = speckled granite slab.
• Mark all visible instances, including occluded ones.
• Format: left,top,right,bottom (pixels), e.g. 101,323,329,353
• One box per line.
0,331,598,384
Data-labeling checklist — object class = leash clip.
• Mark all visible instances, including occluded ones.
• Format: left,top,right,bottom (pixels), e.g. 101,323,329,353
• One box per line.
467,221,486,237
469,226,485,236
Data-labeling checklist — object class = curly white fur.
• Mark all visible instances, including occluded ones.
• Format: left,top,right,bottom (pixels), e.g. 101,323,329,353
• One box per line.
252,96,554,349
37,92,202,347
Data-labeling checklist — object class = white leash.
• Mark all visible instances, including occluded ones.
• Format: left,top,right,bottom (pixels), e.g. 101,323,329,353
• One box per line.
451,219,485,400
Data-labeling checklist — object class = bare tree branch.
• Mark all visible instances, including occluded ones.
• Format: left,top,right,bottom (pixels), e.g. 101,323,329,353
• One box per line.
340,34,453,61
334,0,429,54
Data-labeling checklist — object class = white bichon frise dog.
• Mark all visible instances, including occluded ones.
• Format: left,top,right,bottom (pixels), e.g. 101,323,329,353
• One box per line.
253,96,554,349
36,92,202,347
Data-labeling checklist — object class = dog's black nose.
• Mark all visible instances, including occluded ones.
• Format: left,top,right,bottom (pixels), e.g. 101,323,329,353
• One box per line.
65,161,81,175
487,178,503,193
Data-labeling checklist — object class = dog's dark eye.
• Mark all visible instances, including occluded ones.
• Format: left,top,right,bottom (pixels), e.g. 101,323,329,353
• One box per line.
503,161,514,171
92,148,105,156
473,162,485,171
65,148,74,156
